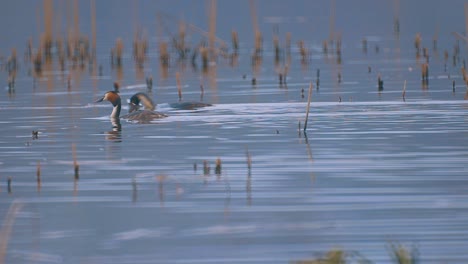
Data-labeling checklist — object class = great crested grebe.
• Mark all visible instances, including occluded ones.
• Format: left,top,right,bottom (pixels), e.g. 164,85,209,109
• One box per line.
95,91,167,123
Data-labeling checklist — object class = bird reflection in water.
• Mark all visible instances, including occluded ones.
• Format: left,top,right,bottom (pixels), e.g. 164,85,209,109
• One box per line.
105,117,122,142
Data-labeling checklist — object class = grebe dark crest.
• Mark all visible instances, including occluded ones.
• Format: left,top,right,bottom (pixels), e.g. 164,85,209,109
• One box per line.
95,91,167,123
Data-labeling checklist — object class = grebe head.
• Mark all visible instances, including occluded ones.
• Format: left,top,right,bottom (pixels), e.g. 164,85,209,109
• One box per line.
95,91,121,106
129,92,155,111
95,91,122,118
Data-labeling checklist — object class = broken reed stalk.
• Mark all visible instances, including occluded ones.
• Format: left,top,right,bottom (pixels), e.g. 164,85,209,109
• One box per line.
176,72,182,101
303,82,313,132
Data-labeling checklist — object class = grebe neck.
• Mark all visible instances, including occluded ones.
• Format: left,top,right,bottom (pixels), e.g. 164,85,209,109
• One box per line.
110,98,121,118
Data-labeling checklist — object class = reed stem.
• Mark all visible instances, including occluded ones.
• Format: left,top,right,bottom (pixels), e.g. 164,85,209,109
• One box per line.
303,82,313,132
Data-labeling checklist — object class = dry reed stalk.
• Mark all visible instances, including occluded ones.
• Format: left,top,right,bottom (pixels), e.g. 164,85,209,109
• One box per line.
329,0,336,41
73,0,79,42
254,31,262,56
43,0,53,58
298,40,307,62
159,42,169,66
414,33,421,54
249,0,260,54
91,0,97,58
273,34,280,65
215,158,222,175
231,30,239,53
176,72,182,101
208,0,217,63
200,46,209,71
7,178,12,194
0,200,24,264
203,160,210,175
393,0,400,35
37,161,41,192
322,40,328,54
72,143,79,180
245,148,252,171
303,82,313,132
421,63,429,81
286,32,291,53
115,38,123,66
200,81,204,101
465,3,468,48
378,74,384,90
402,80,407,100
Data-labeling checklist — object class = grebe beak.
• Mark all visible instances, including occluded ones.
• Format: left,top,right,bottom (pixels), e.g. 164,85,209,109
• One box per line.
95,96,105,103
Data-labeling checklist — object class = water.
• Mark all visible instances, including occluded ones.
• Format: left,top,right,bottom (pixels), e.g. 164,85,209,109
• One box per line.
1,1,468,263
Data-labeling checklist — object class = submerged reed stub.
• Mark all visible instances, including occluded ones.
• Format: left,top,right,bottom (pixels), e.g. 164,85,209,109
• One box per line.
7,177,12,194
146,76,153,91
378,74,384,90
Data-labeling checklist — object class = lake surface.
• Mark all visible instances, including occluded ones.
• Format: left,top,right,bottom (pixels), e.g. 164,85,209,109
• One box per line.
1,1,468,263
